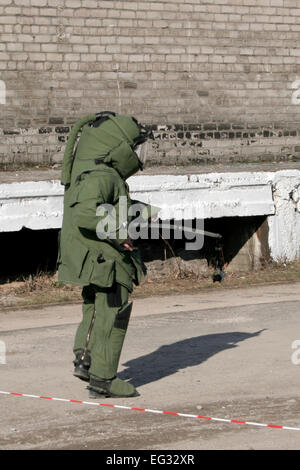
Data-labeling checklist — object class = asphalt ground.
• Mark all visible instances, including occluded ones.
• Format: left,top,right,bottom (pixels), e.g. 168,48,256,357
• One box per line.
0,282,300,450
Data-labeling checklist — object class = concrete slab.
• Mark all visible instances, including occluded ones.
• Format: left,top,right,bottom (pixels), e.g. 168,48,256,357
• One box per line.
0,172,275,232
0,168,299,263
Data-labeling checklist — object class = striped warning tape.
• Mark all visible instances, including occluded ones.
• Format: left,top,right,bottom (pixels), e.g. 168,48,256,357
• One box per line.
1,390,300,432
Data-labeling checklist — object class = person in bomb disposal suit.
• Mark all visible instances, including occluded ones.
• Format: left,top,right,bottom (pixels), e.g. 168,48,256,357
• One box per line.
57,112,158,398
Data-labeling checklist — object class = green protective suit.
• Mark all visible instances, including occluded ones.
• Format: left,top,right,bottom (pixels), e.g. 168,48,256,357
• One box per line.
57,112,158,397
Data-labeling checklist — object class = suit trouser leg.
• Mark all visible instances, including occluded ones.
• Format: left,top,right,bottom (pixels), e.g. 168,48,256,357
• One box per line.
89,283,131,380
73,283,132,379
73,285,96,365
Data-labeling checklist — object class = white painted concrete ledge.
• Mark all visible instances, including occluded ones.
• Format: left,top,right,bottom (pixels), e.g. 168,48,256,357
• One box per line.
0,170,299,262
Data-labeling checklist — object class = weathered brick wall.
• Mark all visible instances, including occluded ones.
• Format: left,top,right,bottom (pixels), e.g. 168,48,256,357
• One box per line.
0,0,300,169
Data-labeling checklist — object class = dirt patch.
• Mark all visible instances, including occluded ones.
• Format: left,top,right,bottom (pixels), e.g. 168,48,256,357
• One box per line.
1,258,300,309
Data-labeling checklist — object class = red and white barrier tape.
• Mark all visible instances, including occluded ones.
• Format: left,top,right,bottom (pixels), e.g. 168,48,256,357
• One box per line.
1,390,300,432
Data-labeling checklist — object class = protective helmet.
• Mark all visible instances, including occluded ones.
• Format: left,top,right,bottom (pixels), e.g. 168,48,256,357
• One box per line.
61,112,154,186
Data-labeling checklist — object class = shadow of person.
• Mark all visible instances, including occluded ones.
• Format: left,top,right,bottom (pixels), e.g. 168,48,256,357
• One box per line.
119,330,265,387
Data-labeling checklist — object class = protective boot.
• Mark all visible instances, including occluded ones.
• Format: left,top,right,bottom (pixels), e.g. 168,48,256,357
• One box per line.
88,376,139,399
73,352,91,382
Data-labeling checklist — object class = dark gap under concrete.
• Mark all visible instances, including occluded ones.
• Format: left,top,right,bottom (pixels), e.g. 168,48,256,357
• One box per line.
0,228,60,283
136,215,267,266
0,215,267,283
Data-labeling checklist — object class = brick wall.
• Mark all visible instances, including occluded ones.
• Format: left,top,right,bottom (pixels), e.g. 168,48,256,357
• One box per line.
0,0,300,169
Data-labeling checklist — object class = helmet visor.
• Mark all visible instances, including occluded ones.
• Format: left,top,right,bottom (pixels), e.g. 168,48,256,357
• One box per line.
135,142,148,167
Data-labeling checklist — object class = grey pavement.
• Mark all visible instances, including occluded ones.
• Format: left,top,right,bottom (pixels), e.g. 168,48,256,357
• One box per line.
0,282,300,450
